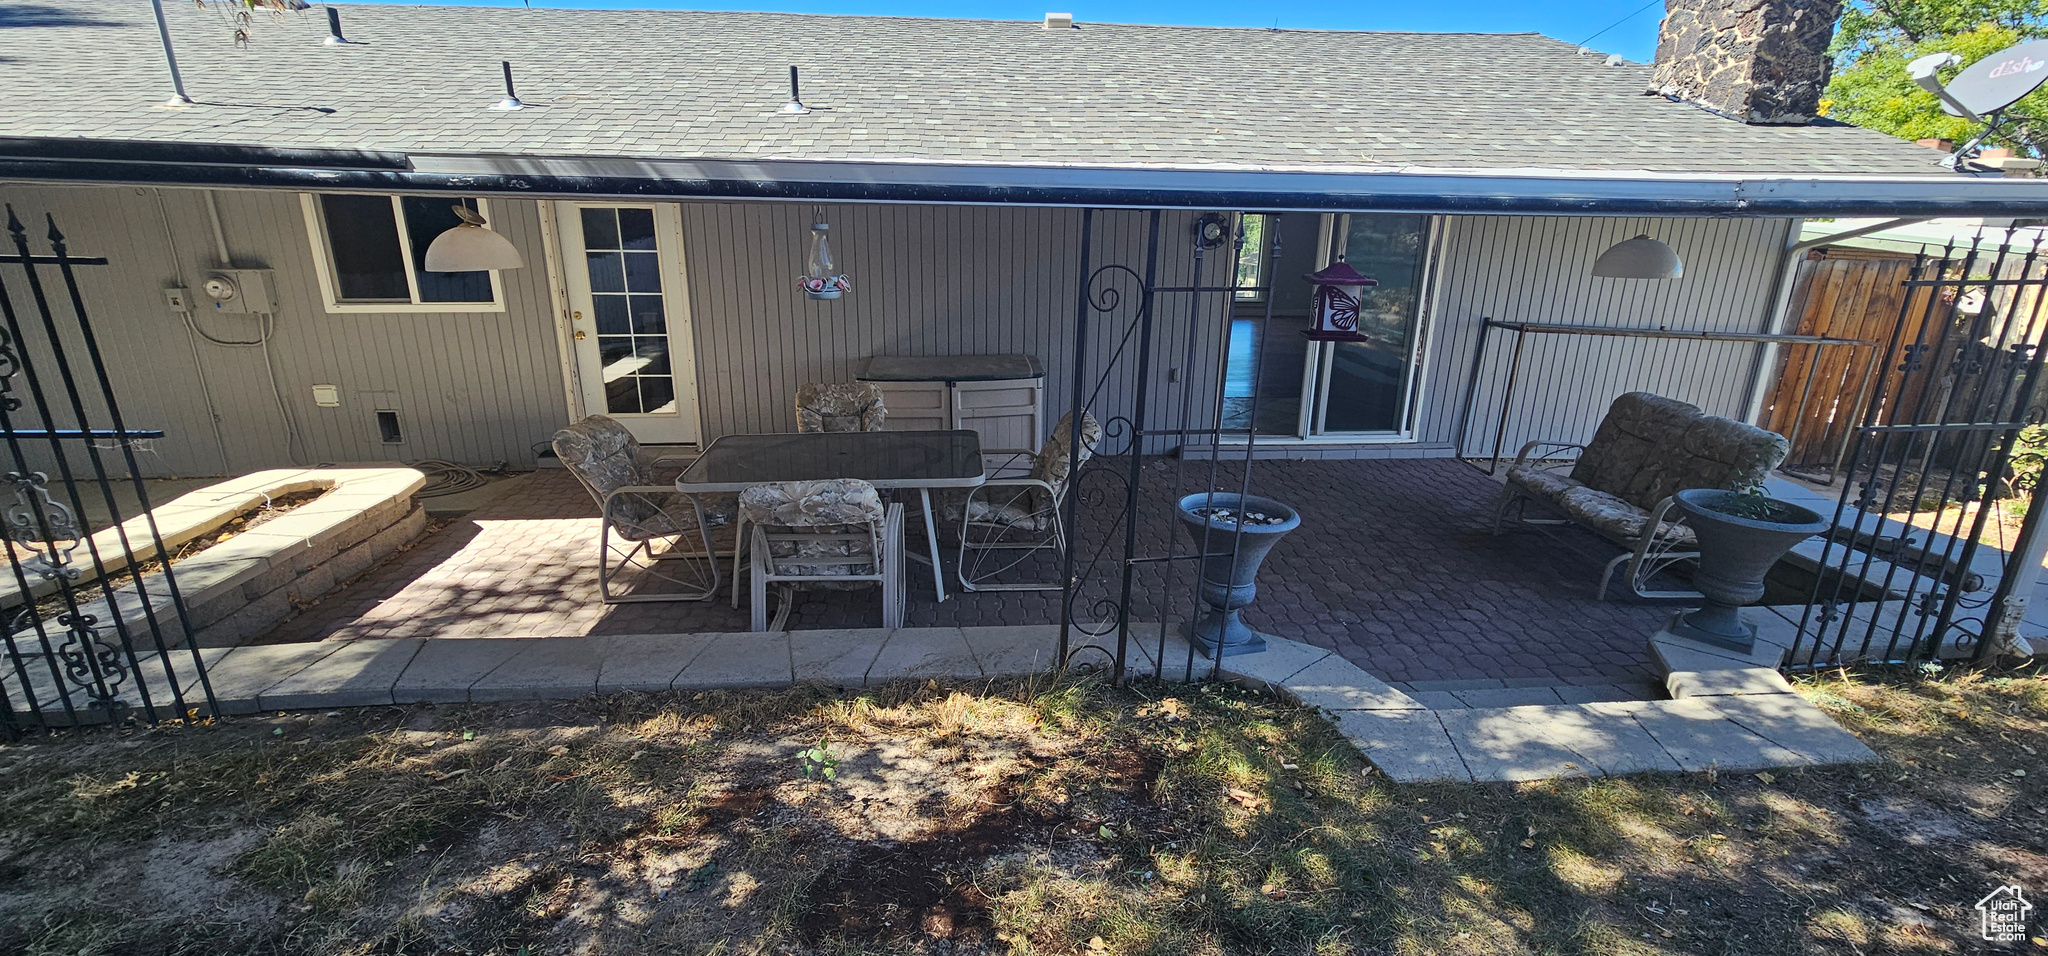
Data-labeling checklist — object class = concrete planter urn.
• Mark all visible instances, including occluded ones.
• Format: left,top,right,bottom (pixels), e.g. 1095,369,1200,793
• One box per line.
1669,488,1829,652
1176,492,1301,658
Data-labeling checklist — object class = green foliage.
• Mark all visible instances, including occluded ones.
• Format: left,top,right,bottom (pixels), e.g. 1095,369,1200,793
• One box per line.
797,740,840,782
2007,423,2048,494
1826,0,2048,153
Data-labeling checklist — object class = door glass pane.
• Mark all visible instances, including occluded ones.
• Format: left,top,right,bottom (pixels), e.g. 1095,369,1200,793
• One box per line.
1320,215,1430,433
402,197,494,303
580,207,619,250
319,194,409,302
1220,213,1319,435
618,208,657,250
582,207,675,416
624,251,662,292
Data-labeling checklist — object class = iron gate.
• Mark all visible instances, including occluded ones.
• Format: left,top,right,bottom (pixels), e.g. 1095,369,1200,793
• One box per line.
1053,208,1279,683
1791,233,2048,670
0,205,215,726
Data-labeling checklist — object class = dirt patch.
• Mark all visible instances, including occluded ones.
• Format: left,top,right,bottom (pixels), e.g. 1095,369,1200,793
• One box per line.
146,488,330,572
0,673,2044,955
803,787,1061,945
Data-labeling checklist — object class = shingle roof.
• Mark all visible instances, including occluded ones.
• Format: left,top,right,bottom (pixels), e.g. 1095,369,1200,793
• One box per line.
0,0,1954,177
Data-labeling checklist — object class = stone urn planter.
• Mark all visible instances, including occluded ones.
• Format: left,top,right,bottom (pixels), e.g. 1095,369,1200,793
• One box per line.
1176,492,1301,658
1669,488,1830,652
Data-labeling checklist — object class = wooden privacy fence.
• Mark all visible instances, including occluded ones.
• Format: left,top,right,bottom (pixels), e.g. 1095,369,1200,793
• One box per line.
1759,244,2047,484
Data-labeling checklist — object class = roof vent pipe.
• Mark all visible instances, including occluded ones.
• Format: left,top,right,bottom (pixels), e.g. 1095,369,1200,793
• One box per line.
492,60,524,111
323,6,347,45
782,66,810,114
148,0,194,108
1044,11,1074,29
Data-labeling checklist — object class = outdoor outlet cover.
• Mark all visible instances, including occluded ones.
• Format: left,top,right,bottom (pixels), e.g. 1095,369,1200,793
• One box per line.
311,384,341,407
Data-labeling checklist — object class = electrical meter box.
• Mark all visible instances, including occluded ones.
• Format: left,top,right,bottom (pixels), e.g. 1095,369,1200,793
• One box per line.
199,269,275,314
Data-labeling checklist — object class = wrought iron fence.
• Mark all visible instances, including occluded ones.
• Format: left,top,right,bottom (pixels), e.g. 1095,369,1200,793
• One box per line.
0,206,216,726
1790,233,2048,670
1056,209,1281,683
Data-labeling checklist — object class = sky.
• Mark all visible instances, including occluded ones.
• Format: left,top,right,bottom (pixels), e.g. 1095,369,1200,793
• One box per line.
350,0,1670,62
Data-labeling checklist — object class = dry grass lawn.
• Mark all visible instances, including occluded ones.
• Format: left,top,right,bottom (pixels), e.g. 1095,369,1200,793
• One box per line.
0,666,2042,955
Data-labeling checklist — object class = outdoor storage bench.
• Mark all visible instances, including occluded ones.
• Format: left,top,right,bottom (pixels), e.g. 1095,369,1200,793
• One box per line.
1495,391,1790,599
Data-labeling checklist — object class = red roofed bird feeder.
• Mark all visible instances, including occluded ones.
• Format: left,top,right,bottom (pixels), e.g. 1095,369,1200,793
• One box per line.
1300,258,1376,341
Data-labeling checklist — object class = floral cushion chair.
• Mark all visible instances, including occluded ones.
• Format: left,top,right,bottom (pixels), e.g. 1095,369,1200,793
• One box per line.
952,411,1102,592
737,479,904,632
795,382,888,433
725,382,893,598
553,415,727,603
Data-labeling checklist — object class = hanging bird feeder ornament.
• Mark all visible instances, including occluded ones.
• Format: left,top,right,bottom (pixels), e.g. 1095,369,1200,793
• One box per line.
799,220,851,300
1301,258,1375,341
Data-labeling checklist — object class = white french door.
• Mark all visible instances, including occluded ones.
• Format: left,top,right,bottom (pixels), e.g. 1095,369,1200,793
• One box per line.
556,202,700,445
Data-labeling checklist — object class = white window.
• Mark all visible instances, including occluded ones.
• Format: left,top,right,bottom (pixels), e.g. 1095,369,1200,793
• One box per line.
300,194,507,313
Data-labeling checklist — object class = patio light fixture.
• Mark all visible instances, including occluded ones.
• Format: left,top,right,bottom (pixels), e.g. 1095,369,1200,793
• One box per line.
1300,257,1376,341
424,205,525,272
799,218,851,299
1592,234,1684,279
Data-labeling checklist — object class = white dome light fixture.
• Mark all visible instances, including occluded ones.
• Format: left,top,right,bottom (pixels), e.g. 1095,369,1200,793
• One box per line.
424,205,525,272
1591,234,1683,279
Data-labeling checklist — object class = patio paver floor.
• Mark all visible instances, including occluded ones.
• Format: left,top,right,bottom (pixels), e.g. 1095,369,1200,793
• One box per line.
259,458,1683,685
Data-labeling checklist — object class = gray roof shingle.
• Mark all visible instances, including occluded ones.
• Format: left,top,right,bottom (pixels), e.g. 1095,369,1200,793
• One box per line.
0,1,1955,177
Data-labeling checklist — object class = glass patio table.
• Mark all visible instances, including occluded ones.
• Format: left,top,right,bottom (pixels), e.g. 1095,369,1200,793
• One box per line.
675,429,986,602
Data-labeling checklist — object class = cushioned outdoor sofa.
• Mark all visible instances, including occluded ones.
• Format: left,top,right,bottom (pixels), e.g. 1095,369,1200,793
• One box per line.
1494,391,1791,599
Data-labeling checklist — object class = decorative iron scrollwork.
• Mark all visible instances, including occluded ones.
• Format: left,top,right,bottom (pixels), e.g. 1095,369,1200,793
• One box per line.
14,606,130,717
1899,343,1928,373
0,324,20,414
4,471,82,580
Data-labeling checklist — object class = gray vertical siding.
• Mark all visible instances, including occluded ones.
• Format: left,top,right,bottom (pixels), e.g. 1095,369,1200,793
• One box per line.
0,182,1792,478
676,202,1229,451
0,183,568,476
1418,215,1792,457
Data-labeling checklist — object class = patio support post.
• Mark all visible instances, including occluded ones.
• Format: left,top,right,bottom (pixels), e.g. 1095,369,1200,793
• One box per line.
1057,208,1096,672
1113,210,1164,684
1157,220,1221,683
1213,214,1282,681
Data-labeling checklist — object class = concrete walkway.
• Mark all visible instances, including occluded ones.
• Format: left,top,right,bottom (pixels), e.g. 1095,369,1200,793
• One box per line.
9,621,1874,783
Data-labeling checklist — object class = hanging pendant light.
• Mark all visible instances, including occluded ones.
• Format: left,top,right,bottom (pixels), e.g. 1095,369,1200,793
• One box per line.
798,218,851,299
1592,234,1683,279
424,205,525,272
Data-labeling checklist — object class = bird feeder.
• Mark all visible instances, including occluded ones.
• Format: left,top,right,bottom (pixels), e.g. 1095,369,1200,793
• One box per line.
1300,258,1376,341
798,220,851,300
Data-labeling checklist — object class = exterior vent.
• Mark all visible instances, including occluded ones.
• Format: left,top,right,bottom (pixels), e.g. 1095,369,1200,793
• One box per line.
1044,12,1074,29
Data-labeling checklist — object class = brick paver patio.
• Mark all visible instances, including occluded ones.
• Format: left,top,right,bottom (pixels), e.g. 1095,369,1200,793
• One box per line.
259,458,1676,685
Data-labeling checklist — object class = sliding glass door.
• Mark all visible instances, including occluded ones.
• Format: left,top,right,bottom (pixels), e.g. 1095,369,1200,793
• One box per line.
1222,212,1434,439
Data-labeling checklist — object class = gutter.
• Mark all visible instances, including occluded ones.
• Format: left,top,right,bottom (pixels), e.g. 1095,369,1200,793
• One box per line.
3,136,2047,216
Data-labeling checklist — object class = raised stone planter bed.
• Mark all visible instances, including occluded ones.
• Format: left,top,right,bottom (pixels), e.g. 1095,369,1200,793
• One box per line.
20,468,426,649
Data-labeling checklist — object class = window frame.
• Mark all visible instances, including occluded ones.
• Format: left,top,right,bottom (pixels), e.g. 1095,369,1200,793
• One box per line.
299,193,508,314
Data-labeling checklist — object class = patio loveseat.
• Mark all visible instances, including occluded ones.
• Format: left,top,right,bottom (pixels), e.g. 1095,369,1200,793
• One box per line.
1494,391,1789,599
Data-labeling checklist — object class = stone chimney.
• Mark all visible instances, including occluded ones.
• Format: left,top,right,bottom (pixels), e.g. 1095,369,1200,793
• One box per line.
1649,0,1844,124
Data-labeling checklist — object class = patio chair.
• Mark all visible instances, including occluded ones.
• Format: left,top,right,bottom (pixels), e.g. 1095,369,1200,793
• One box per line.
952,410,1101,592
737,478,905,632
1493,391,1788,600
795,382,888,433
552,415,726,603
729,382,893,600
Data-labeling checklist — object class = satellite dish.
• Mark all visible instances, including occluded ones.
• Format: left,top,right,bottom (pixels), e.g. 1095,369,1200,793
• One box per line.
1936,39,2048,117
1908,40,2048,168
